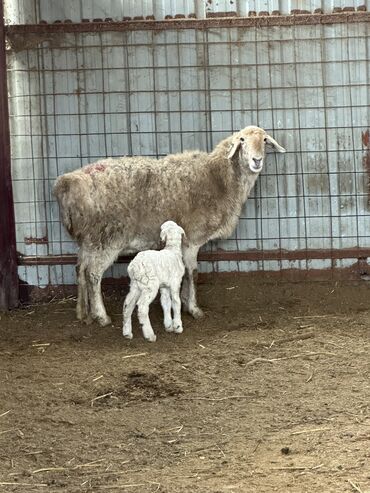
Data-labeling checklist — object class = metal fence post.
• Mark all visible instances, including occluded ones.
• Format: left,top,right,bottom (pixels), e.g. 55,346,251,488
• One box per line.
0,0,19,310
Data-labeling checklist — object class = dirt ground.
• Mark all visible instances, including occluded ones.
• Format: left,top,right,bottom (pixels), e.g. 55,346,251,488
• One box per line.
0,276,369,493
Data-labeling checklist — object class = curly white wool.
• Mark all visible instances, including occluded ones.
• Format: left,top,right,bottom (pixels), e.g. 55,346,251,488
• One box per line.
122,221,186,342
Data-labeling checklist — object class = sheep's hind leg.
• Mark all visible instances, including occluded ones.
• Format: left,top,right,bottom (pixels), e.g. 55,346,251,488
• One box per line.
182,245,204,319
137,285,158,342
86,248,120,326
76,262,89,322
170,287,183,334
122,282,140,339
160,287,173,332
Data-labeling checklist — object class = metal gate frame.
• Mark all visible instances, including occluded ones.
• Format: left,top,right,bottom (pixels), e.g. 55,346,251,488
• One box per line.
0,0,18,310
1,7,370,304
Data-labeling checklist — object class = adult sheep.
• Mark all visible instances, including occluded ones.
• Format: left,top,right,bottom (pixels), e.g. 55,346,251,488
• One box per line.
53,125,286,326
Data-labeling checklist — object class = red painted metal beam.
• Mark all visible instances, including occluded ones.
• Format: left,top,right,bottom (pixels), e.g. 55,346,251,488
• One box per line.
17,247,370,266
0,0,18,309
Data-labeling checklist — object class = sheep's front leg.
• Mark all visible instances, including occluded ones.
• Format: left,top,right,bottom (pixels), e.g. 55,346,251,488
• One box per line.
137,287,158,342
182,245,204,319
160,287,173,332
122,282,140,339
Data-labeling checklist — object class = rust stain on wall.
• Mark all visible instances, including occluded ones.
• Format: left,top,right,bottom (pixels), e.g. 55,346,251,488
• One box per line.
362,130,370,206
24,236,48,245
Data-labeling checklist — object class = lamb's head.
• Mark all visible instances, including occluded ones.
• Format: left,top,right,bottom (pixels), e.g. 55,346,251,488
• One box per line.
160,221,186,247
227,126,286,174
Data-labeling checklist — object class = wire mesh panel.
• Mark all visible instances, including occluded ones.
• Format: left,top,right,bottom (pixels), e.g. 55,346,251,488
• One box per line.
6,18,370,288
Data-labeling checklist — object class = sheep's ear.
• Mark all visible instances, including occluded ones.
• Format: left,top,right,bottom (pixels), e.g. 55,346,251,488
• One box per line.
227,140,241,159
265,134,286,153
160,229,167,243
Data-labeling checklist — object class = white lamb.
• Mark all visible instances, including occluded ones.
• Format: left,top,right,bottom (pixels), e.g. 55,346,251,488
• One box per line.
122,221,186,342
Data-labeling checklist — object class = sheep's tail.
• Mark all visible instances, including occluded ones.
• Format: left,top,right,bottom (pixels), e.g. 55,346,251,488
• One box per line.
53,174,91,239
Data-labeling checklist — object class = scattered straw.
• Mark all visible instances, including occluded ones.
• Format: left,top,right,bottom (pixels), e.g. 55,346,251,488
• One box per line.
246,357,275,366
33,467,66,474
91,392,113,406
0,410,11,418
92,375,103,382
122,353,147,360
75,458,106,469
99,483,149,489
0,482,48,487
0,429,15,435
293,315,333,319
291,427,330,435
305,369,315,383
348,480,363,493
181,395,252,401
246,351,337,366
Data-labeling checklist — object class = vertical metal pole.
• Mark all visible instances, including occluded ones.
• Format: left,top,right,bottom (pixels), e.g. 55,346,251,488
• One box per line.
0,0,19,310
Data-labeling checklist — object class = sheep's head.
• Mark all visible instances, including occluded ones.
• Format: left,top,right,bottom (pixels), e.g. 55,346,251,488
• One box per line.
228,126,286,173
160,220,186,245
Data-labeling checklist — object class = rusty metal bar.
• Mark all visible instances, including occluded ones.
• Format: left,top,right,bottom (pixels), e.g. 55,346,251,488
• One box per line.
5,12,370,37
0,0,18,309
17,248,370,266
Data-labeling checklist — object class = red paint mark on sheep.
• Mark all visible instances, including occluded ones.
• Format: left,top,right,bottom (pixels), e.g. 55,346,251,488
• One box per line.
83,163,108,175
362,130,370,206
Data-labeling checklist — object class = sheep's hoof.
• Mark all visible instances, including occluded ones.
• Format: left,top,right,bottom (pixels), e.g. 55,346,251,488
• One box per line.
91,315,111,327
123,331,133,339
83,315,94,325
76,307,87,321
189,307,204,319
145,334,157,343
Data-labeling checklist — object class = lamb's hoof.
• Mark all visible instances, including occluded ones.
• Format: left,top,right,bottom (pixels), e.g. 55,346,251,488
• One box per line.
123,331,133,340
173,324,183,334
189,307,204,319
164,323,174,333
144,334,157,343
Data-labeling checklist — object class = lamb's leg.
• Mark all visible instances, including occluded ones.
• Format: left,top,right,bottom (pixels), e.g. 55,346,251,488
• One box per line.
170,287,183,333
76,261,89,321
122,281,140,339
85,248,119,326
160,287,173,332
182,245,204,319
137,286,158,342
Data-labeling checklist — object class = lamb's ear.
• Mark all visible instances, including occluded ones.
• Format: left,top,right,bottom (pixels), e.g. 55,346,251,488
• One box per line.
160,229,167,243
265,134,286,153
227,140,241,159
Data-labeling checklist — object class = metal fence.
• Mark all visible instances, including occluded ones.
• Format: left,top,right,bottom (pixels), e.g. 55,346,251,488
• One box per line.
3,1,370,296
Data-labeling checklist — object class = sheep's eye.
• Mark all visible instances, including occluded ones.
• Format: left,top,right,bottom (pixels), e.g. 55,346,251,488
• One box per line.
264,137,267,142
240,137,245,142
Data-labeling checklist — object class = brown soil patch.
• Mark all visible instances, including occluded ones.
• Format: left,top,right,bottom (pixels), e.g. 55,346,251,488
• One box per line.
0,276,369,492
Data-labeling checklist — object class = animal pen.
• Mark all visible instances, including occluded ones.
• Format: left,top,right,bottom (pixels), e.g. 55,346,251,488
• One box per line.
0,0,370,308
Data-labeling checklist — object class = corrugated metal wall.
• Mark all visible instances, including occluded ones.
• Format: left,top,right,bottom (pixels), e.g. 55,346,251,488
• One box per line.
4,0,370,23
5,1,370,288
